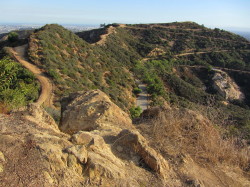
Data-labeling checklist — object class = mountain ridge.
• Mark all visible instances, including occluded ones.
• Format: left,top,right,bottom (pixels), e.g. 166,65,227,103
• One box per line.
0,21,250,186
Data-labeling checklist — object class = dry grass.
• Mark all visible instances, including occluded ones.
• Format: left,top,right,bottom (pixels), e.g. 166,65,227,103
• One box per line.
137,108,250,171
0,102,10,114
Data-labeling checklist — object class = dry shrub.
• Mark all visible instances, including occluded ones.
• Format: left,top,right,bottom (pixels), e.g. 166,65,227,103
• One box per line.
138,108,250,170
0,102,10,114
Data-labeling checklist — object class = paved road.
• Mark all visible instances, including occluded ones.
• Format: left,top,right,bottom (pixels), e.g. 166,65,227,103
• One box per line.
136,80,150,111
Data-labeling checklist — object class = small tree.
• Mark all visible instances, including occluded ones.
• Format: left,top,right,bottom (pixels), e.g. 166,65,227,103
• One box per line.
100,23,106,28
133,87,142,95
129,106,142,119
8,32,19,42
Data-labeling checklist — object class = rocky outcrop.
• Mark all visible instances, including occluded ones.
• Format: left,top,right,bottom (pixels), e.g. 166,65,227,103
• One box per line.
0,90,172,186
1,89,249,186
116,129,169,178
212,69,245,101
0,104,83,187
60,90,132,135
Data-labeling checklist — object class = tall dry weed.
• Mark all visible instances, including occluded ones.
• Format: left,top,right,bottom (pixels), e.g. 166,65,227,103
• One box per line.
138,108,250,170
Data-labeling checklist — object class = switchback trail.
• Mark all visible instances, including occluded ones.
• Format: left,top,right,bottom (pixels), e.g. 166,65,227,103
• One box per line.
136,80,150,111
9,45,54,107
175,50,230,57
94,24,126,45
178,65,250,74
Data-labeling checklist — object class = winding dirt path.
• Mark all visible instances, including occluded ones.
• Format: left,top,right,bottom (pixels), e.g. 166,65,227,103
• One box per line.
136,80,150,111
178,65,250,74
95,26,116,45
175,50,231,57
9,45,54,107
94,24,126,45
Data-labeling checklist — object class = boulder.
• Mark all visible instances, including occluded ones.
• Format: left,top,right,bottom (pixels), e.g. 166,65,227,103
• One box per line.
116,129,169,178
60,90,132,134
65,145,88,164
212,70,245,101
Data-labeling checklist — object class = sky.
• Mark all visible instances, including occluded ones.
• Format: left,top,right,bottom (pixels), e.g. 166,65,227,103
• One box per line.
0,0,250,30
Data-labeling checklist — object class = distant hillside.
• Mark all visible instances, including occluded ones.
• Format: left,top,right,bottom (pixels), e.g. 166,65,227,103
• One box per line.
1,21,250,185
1,21,250,144
28,24,136,109
234,31,250,41
77,22,250,141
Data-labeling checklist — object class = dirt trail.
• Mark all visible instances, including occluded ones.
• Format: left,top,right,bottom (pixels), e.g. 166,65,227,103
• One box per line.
95,24,126,45
136,80,150,111
9,45,54,107
175,50,230,57
178,64,250,74
94,26,116,45
126,26,250,45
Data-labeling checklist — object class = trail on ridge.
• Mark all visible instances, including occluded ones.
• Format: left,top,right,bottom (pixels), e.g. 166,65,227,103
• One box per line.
94,24,126,45
9,45,54,107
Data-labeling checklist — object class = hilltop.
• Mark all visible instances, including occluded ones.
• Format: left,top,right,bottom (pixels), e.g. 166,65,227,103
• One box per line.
0,21,250,186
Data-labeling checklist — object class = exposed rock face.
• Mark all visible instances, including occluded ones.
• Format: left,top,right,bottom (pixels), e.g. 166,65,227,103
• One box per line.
60,90,132,135
1,89,249,186
212,69,245,101
116,129,169,178
0,90,171,186
0,104,83,187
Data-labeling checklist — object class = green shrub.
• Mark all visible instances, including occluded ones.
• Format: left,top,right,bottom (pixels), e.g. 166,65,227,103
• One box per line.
129,106,142,119
0,57,39,110
8,32,19,42
133,87,142,95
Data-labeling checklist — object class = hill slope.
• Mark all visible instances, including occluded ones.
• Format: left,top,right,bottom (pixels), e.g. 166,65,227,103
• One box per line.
0,21,250,186
1,90,249,186
28,24,136,109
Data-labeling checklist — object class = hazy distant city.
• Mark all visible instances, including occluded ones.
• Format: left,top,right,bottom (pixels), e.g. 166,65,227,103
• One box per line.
0,23,249,41
0,24,99,34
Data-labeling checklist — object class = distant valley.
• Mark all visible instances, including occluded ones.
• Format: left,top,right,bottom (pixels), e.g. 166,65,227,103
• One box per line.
234,31,250,41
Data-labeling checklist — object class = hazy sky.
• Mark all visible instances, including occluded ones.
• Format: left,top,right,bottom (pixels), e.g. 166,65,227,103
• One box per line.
0,0,249,30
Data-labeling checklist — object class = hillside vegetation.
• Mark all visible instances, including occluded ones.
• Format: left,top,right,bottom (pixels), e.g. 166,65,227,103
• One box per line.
28,24,136,109
0,57,39,112
0,21,250,186
0,21,250,145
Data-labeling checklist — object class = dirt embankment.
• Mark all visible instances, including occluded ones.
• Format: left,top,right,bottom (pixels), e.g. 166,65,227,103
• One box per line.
8,45,54,107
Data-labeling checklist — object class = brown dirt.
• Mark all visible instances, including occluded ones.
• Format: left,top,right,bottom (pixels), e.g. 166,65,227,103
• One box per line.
178,64,250,74
8,45,54,107
94,24,126,45
175,49,230,57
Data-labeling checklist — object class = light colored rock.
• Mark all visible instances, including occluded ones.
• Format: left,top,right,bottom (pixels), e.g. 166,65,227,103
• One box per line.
0,151,5,162
0,108,84,187
65,145,88,164
212,70,245,101
60,90,132,134
71,131,126,180
70,131,103,147
23,103,59,130
43,171,54,184
1,86,248,186
0,164,3,173
117,129,169,178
